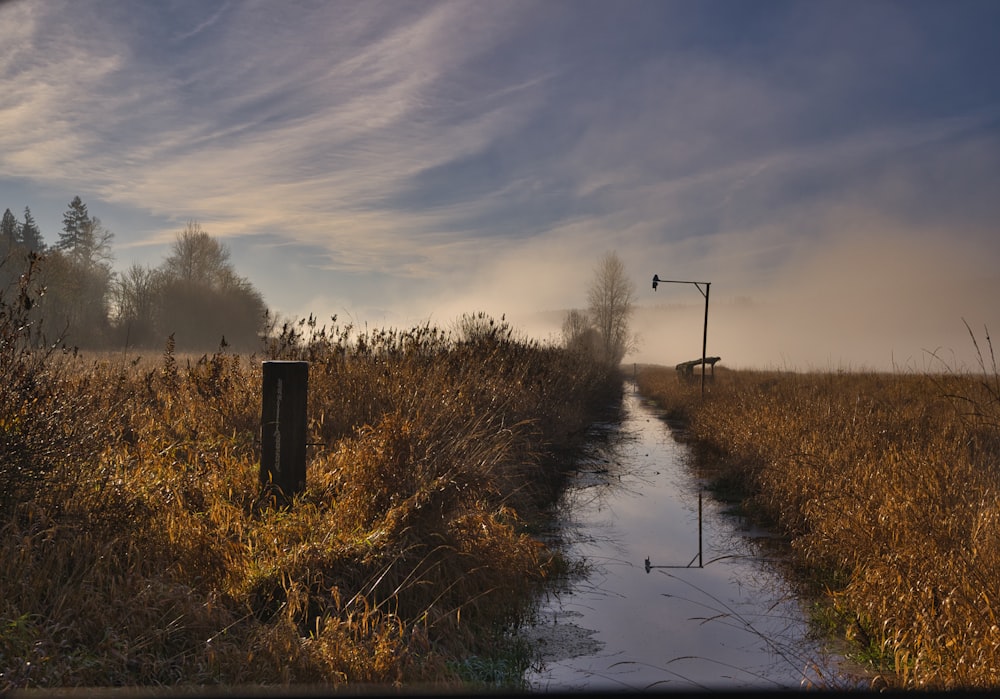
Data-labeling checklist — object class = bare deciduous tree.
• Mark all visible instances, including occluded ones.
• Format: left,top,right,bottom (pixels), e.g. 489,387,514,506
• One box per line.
162,221,232,287
155,221,267,351
561,308,600,357
111,263,159,345
587,251,636,366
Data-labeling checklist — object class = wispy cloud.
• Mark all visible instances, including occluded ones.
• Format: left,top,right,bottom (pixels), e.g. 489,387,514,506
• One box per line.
1,0,998,368
171,1,230,43
3,2,541,262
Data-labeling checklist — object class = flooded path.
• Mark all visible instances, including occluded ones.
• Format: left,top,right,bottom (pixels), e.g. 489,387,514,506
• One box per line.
521,385,857,692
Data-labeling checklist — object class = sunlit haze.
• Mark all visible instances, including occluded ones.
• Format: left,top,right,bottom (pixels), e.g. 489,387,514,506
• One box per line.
2,0,998,371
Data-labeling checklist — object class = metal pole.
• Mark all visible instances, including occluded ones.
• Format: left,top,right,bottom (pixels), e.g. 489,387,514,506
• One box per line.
700,282,710,398
698,489,703,568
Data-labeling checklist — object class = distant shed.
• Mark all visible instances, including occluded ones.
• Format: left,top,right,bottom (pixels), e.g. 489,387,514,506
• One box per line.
675,356,721,381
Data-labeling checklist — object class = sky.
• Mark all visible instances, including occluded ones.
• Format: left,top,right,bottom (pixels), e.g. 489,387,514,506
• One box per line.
2,0,999,371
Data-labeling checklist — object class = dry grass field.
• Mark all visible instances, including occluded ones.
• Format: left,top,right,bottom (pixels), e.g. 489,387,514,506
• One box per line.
0,304,620,690
635,345,1000,690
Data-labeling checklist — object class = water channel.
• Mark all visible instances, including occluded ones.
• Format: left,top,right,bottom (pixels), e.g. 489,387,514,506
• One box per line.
520,384,863,692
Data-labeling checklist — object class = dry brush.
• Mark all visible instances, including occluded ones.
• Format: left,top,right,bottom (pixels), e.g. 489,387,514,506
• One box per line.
0,296,620,689
636,352,1000,690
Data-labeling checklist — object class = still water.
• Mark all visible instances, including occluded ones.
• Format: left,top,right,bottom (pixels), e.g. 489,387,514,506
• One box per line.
521,385,858,692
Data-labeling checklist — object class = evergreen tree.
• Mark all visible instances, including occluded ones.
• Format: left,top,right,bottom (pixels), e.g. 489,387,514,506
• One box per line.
57,196,112,266
1,208,19,248
1,208,21,291
58,195,90,253
43,196,116,347
20,207,44,252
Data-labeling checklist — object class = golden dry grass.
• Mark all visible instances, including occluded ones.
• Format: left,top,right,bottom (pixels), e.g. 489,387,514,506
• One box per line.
0,313,620,690
635,353,1000,690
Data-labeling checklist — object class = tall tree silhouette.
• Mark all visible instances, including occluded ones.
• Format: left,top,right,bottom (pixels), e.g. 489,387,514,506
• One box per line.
586,251,636,366
39,196,116,347
20,207,44,252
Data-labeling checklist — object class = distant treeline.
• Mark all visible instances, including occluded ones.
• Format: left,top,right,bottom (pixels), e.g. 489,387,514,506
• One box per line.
1,197,266,351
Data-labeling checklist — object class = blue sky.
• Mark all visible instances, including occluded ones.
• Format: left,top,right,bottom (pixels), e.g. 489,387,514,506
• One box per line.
2,0,999,370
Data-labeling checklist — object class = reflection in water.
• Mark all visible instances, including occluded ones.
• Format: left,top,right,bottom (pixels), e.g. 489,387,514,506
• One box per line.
522,386,856,692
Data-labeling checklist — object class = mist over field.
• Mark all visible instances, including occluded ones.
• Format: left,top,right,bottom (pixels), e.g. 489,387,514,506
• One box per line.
627,232,998,373
383,219,998,373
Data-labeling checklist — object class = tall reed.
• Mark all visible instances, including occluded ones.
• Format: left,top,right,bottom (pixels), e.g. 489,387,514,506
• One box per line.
0,296,620,689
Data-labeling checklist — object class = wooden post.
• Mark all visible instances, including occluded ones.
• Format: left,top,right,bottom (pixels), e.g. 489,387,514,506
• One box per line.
260,361,308,503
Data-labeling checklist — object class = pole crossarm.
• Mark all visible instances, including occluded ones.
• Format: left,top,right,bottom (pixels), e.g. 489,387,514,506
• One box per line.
652,275,709,296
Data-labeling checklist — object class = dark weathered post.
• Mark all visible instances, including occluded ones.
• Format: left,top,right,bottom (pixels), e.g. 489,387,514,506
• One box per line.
260,361,308,503
697,489,703,568
699,282,710,398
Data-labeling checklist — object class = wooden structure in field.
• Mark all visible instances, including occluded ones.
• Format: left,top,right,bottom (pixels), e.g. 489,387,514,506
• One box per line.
675,356,721,380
